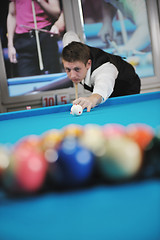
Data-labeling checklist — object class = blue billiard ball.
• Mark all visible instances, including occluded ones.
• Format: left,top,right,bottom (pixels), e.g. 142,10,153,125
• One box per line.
46,137,95,188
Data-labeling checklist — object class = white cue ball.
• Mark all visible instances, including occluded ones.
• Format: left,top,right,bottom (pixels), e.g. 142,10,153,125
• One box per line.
71,104,83,116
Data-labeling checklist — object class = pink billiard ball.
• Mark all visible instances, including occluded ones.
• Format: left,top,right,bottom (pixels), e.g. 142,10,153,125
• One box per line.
102,123,126,139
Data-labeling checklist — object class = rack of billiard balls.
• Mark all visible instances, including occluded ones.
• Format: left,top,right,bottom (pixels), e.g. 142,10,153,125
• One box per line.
0,123,160,196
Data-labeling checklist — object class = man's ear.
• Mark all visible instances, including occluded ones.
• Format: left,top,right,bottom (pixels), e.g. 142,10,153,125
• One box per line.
86,59,92,69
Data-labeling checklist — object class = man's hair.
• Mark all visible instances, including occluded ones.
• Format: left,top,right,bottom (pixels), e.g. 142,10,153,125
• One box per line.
62,41,90,65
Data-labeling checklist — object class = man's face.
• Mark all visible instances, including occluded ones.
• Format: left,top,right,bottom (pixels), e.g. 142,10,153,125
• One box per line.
62,59,91,84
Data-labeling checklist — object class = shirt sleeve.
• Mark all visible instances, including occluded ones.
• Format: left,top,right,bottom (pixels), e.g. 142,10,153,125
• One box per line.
62,31,81,47
91,62,119,102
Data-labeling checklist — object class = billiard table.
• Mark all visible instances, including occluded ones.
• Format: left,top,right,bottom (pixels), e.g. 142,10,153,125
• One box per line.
7,72,72,97
0,92,160,240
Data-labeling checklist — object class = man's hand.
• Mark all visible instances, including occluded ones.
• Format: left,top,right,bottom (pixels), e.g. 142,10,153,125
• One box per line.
50,12,65,36
8,45,17,63
98,23,113,44
50,25,59,35
73,94,102,112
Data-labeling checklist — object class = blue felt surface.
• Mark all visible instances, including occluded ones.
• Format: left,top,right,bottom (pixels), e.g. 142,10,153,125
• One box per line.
0,180,160,240
0,92,160,145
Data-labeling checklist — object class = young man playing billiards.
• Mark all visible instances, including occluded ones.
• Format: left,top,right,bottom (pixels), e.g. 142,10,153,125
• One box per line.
62,31,141,112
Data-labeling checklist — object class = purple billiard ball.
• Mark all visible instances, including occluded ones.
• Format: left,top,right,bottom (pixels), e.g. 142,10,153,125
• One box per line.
46,137,95,188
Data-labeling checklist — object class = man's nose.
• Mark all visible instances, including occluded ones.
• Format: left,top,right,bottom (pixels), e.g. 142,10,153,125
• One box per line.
69,70,76,79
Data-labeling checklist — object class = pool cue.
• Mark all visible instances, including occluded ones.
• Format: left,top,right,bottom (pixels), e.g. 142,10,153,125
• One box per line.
74,83,78,99
117,9,128,45
31,0,44,71
20,25,58,35
108,39,121,54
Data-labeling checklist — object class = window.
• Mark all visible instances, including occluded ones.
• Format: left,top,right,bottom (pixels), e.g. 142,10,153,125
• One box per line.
81,0,154,79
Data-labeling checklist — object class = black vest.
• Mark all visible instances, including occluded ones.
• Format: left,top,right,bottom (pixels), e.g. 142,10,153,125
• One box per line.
83,46,141,97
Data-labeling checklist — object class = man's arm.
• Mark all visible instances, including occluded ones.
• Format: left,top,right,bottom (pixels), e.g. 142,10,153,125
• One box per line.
7,2,17,63
73,93,102,112
118,0,150,53
35,0,61,19
73,62,118,112
50,11,65,35
98,2,117,43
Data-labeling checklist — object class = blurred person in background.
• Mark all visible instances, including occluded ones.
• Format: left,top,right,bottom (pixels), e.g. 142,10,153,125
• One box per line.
7,0,65,77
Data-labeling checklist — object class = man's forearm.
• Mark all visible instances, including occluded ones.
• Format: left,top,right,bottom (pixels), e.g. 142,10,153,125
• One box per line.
36,0,61,19
89,93,103,107
7,16,16,47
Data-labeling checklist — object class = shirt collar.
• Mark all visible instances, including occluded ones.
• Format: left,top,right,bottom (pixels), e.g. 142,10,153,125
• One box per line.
82,67,91,86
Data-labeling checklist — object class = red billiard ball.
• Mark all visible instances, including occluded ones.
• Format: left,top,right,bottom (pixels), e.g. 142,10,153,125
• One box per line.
46,137,94,188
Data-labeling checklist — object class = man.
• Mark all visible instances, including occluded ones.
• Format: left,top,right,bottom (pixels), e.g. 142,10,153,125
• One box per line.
7,0,65,77
62,31,141,112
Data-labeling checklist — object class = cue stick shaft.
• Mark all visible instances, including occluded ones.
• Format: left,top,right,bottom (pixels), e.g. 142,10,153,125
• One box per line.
74,83,78,99
20,25,58,35
31,0,44,71
117,10,128,45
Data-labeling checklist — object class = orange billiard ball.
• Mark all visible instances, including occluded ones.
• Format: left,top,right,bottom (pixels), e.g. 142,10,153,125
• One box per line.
126,123,154,150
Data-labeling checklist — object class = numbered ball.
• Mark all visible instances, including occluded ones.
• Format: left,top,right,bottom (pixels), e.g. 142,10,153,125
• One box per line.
126,123,154,150
97,135,142,182
102,123,126,138
62,124,84,139
47,137,94,188
2,137,48,194
79,124,106,157
70,104,83,116
41,129,63,151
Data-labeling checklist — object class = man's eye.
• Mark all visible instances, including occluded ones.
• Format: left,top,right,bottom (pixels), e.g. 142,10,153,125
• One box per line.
74,68,80,72
66,68,71,72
